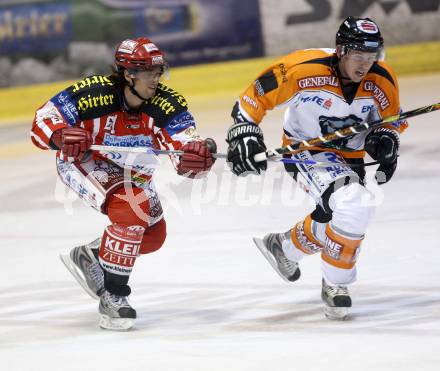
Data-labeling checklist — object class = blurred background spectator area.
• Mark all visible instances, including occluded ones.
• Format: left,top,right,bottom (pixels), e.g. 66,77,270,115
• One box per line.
0,0,263,86
0,0,438,87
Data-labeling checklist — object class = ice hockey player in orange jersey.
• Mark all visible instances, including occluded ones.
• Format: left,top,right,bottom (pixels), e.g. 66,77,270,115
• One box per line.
226,17,407,320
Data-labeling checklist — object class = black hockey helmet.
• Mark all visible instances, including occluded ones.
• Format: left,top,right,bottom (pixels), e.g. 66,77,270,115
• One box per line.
336,16,384,55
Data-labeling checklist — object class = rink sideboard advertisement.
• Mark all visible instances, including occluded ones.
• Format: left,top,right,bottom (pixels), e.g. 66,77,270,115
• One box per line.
1,0,440,61
0,0,439,69
259,0,440,55
0,0,264,66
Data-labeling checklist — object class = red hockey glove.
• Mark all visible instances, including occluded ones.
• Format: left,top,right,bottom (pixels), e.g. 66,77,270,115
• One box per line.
51,127,93,160
177,138,216,178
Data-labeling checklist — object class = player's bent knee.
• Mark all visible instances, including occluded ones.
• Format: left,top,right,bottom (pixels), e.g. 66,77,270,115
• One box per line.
329,183,376,235
105,186,166,255
139,219,167,255
106,185,151,229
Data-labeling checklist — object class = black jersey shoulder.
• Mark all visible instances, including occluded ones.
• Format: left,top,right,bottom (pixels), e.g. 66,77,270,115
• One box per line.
65,75,122,119
299,55,337,68
254,70,279,95
142,83,188,128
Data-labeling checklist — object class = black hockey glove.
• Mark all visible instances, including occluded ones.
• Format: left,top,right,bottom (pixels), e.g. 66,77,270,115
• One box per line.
365,127,400,184
375,161,397,185
226,122,267,176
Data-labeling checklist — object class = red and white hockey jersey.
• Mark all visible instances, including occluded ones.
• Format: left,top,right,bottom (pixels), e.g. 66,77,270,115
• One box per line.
31,75,200,166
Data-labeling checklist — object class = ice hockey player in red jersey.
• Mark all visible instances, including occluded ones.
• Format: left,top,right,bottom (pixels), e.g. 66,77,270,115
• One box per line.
31,37,216,330
226,17,407,320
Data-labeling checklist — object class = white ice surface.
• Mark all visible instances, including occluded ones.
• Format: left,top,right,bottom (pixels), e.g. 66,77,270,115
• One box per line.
0,74,439,371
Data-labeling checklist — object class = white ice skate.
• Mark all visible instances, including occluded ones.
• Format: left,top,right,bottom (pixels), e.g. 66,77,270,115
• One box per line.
99,291,136,331
253,232,301,283
321,279,352,320
60,238,104,300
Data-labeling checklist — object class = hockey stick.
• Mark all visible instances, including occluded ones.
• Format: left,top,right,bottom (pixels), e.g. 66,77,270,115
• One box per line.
279,157,381,167
91,102,439,165
253,101,440,162
90,144,368,167
91,144,187,156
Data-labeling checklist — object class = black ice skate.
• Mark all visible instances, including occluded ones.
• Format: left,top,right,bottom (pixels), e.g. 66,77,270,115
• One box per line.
253,232,301,283
60,238,104,300
321,278,352,320
99,291,137,331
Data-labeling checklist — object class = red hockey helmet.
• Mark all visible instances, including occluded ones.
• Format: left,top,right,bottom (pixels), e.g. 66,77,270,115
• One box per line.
114,37,166,71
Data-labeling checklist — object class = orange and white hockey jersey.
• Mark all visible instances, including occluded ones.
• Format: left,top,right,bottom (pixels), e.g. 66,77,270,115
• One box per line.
232,48,407,158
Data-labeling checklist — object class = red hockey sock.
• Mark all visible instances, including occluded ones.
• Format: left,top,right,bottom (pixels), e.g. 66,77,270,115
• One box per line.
99,224,144,296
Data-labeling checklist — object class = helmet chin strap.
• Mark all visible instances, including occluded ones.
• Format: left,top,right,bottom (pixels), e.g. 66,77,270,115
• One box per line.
334,47,350,81
335,62,355,84
334,51,357,84
128,79,149,101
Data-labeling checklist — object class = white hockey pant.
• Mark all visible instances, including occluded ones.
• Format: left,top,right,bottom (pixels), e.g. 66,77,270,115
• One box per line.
283,151,376,285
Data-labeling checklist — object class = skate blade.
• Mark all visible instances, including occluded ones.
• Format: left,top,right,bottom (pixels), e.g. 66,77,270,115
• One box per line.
253,237,291,283
323,305,349,321
99,315,134,331
59,254,100,300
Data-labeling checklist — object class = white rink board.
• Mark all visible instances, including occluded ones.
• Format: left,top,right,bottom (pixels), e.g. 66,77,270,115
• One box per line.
0,74,440,371
260,0,440,55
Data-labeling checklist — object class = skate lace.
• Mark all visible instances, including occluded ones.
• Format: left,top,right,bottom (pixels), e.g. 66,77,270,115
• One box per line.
279,255,298,274
107,293,130,309
326,285,349,297
87,262,104,288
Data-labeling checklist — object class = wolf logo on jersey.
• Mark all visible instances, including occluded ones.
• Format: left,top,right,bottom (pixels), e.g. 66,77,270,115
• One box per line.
319,114,362,135
318,114,363,149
